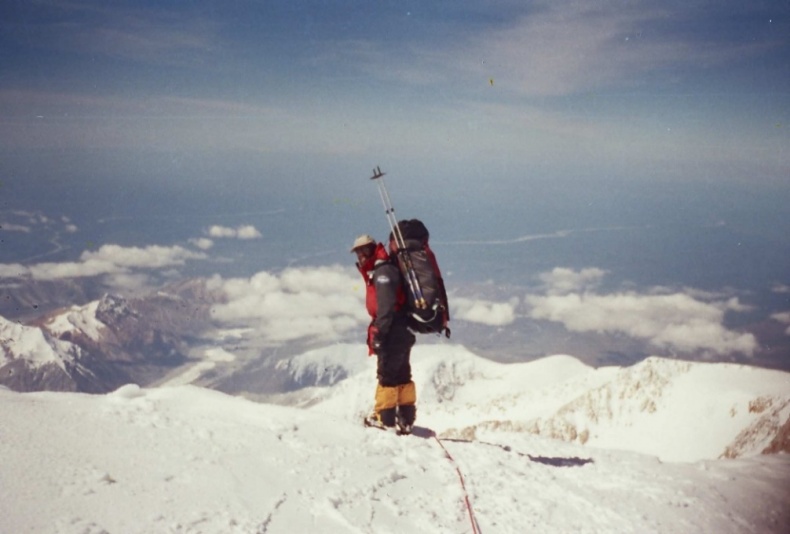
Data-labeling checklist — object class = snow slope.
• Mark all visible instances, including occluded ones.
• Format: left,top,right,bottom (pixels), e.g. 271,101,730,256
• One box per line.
2,345,789,533
298,345,790,462
2,382,789,534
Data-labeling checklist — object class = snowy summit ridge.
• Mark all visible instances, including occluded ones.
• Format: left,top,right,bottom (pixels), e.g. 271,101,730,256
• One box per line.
2,353,790,533
280,345,790,463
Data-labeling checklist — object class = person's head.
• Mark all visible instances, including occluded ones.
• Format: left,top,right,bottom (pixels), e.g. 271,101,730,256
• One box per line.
350,234,376,265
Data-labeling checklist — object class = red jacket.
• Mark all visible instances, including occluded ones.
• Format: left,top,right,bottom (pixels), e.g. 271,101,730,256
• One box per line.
357,243,406,354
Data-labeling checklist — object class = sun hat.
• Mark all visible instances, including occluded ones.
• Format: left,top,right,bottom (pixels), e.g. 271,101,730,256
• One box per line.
350,234,376,252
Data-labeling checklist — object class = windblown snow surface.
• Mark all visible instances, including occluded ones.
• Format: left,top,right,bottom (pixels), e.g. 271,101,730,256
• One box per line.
2,344,789,533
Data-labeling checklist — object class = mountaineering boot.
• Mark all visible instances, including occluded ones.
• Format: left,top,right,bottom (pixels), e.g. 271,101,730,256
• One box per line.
396,421,413,435
396,404,416,435
364,413,386,429
379,407,397,427
364,408,397,430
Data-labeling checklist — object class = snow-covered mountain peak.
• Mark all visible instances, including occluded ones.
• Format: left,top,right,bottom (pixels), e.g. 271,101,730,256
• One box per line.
557,355,695,422
44,300,106,341
274,343,371,388
2,290,196,393
0,315,82,369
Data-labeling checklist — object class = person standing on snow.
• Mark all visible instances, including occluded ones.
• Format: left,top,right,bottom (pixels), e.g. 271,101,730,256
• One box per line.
351,234,417,434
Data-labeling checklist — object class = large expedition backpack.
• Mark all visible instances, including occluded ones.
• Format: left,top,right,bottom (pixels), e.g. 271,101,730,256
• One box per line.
392,219,450,338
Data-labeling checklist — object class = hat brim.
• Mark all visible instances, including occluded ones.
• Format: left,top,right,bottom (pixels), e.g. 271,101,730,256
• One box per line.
350,235,375,252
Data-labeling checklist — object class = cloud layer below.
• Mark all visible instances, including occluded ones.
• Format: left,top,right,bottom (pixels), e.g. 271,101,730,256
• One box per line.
525,267,758,356
207,225,262,240
206,266,368,344
0,214,768,357
0,244,205,282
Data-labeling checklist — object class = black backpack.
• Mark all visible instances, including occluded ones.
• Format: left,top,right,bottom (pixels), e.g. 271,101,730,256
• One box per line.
392,219,450,338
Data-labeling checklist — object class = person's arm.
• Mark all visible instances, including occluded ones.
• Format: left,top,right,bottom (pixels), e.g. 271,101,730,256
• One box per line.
372,265,398,346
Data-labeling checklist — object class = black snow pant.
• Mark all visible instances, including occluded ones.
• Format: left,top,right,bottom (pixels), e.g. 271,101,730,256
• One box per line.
376,322,415,387
374,322,416,427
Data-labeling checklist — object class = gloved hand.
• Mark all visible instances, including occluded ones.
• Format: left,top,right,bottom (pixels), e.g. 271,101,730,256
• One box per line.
367,324,380,356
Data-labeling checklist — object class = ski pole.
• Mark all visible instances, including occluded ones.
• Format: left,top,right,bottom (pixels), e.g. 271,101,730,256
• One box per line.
370,167,428,309
370,167,423,304
374,168,407,247
370,167,407,249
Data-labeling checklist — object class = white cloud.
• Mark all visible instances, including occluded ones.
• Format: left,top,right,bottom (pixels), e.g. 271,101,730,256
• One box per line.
538,267,607,295
207,266,369,343
0,222,32,233
0,264,28,278
207,225,262,240
772,312,790,323
27,258,118,280
80,244,204,269
207,226,237,238
453,297,518,327
190,237,214,250
0,244,206,281
1,210,81,235
771,312,790,336
526,268,758,356
236,225,262,239
102,273,154,294
61,216,78,233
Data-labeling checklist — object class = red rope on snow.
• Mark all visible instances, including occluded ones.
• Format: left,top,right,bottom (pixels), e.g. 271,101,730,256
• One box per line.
432,434,481,534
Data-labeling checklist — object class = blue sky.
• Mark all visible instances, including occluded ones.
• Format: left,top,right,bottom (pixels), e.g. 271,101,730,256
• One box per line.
2,0,787,177
1,1,789,366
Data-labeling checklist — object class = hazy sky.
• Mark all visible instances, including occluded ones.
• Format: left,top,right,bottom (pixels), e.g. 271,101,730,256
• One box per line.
1,0,787,181
1,1,789,366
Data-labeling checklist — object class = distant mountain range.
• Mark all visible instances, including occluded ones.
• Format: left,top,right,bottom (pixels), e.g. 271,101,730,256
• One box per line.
0,280,215,392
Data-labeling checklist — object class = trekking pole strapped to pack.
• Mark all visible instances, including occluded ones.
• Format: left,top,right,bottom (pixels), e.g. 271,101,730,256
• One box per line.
370,167,451,338
370,167,427,310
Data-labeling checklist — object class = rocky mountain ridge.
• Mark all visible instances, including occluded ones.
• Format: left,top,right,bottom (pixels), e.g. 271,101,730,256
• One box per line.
0,280,216,393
